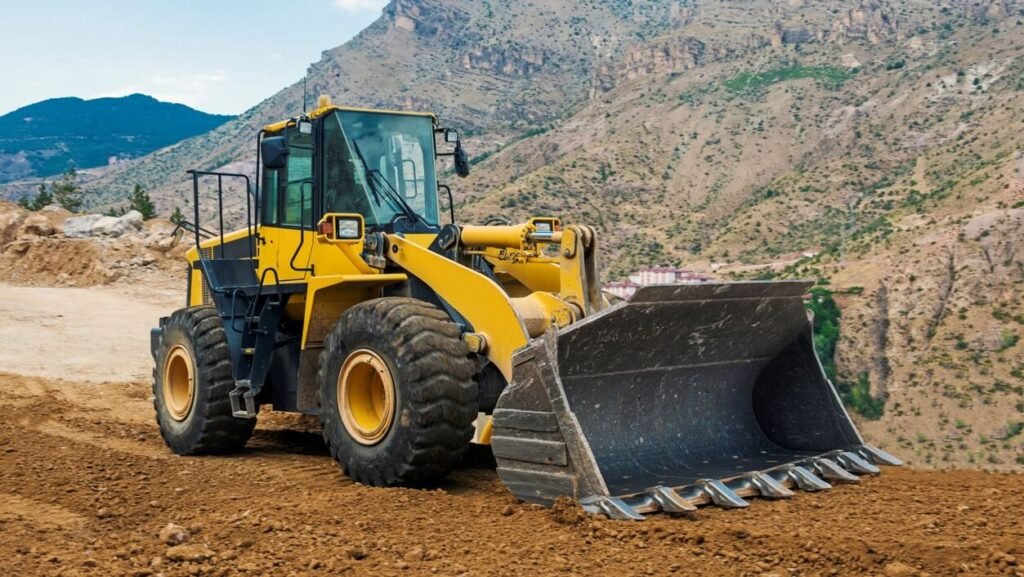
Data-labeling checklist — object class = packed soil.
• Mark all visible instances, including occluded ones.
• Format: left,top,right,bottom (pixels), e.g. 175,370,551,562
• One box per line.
0,285,1022,577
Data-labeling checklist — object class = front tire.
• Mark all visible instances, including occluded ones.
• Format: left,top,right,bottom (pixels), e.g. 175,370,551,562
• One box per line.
318,298,478,486
153,307,255,454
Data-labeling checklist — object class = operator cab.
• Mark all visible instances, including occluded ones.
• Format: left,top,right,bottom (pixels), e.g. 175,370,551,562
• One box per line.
259,101,462,236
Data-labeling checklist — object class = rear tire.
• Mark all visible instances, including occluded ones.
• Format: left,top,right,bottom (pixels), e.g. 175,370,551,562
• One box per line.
318,298,478,486
153,306,255,454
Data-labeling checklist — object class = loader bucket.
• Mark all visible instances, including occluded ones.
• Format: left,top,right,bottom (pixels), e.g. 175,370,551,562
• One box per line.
491,281,900,519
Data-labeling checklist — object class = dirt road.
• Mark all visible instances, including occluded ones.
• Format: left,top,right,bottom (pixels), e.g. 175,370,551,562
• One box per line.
0,283,179,382
1,284,1022,577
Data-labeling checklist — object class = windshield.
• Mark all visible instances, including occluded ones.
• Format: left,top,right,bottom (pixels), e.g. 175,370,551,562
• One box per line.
322,110,439,228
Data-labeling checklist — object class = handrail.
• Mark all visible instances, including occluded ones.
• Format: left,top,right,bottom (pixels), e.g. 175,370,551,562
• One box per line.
288,180,315,276
187,170,253,262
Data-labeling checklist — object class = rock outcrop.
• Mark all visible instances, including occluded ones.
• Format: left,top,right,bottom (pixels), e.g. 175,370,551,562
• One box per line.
0,201,186,287
64,211,144,239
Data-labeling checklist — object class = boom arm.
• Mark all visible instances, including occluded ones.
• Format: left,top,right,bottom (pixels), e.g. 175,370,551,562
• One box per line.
383,220,605,383
384,234,529,381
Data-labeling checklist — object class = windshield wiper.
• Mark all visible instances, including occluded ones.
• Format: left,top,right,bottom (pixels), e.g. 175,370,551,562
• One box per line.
349,138,430,228
349,139,387,210
366,169,432,228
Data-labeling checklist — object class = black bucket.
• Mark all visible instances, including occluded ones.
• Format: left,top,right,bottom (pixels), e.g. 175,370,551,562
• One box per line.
492,281,898,517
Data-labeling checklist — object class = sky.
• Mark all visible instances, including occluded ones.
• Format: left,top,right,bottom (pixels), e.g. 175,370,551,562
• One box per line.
0,0,388,116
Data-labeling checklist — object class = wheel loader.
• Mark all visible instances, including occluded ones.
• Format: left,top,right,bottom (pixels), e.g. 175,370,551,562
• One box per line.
151,95,899,519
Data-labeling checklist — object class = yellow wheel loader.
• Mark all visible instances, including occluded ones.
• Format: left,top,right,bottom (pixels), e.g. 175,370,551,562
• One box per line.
151,96,898,519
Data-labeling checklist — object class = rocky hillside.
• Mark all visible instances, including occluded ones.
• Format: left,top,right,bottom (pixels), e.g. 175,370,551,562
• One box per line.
0,94,233,185
65,0,1024,468
455,0,1024,469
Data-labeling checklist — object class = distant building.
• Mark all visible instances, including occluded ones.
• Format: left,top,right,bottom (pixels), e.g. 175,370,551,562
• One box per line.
604,266,711,299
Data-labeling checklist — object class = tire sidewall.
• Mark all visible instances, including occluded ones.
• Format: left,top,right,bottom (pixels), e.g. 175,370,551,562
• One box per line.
153,313,218,451
320,324,416,483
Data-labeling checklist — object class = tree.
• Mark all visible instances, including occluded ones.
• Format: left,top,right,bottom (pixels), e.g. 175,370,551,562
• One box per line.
18,182,54,211
32,183,53,210
128,183,156,220
51,168,82,212
169,206,185,225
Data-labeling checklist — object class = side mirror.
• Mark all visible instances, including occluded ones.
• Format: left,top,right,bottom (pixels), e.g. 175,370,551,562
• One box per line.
444,128,459,144
261,136,289,169
454,141,470,178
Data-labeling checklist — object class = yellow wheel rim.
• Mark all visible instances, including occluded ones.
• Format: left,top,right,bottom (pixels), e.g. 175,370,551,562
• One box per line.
163,345,195,422
338,348,396,445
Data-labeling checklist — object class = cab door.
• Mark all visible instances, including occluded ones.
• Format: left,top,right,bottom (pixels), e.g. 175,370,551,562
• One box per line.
257,166,281,277
257,125,316,283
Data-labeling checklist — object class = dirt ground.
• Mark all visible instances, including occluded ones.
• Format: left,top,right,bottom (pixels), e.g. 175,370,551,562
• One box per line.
1,283,1023,577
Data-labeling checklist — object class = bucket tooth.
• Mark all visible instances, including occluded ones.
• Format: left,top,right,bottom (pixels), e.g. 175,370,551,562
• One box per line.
580,496,645,521
813,458,860,483
698,479,749,508
838,451,880,475
858,445,903,466
786,465,832,491
749,472,795,498
650,486,697,513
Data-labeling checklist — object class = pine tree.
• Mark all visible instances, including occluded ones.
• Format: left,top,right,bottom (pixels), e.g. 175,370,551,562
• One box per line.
52,168,82,212
169,206,185,225
128,184,156,220
17,183,53,211
32,183,53,210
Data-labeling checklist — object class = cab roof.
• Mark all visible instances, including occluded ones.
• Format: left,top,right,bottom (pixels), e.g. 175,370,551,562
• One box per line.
263,101,438,135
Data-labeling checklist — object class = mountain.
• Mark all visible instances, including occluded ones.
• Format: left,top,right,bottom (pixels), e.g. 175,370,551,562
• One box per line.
0,94,234,184
454,0,1024,470
71,0,1024,468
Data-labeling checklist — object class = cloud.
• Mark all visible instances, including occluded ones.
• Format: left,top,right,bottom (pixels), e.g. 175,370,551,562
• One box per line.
332,0,388,13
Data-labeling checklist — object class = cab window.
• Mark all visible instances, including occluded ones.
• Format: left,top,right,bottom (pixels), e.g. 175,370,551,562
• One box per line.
261,167,279,225
282,127,314,227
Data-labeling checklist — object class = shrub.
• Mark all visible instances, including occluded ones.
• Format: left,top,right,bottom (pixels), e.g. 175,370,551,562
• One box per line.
128,184,156,220
807,288,885,419
51,168,83,212
18,183,53,211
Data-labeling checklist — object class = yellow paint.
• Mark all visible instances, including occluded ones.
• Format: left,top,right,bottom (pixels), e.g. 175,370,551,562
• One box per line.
187,265,205,307
554,225,604,317
478,416,493,445
300,273,407,348
162,345,195,421
510,292,577,338
385,234,528,382
488,259,561,294
257,226,314,282
461,223,533,249
184,227,254,263
405,233,439,248
338,348,396,445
